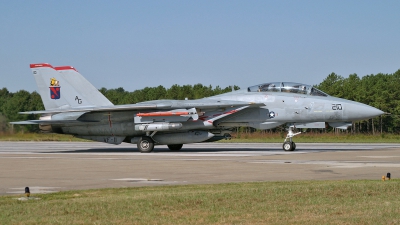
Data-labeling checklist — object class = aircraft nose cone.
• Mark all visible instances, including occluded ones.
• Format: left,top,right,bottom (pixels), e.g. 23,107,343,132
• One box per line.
346,103,384,120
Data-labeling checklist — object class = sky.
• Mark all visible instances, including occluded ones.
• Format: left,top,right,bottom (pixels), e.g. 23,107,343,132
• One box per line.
1,0,400,93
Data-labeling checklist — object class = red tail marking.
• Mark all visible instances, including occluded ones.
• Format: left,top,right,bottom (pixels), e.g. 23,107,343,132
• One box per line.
54,66,78,72
30,63,54,69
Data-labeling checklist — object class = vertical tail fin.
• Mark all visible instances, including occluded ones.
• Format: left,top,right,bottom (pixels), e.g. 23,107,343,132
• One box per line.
30,63,113,110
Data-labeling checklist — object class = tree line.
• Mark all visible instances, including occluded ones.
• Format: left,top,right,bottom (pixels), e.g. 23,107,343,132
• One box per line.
1,69,399,134
315,69,400,134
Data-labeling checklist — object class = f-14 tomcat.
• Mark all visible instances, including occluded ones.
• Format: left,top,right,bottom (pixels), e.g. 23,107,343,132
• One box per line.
12,63,384,152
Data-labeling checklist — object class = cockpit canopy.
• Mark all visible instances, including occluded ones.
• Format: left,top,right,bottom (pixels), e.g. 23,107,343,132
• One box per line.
247,82,328,97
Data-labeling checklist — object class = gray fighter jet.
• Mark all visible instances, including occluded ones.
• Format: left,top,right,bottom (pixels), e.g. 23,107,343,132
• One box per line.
12,63,384,152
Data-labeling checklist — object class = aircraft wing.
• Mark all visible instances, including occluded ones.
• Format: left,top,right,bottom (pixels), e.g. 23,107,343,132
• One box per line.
10,120,99,125
19,100,263,115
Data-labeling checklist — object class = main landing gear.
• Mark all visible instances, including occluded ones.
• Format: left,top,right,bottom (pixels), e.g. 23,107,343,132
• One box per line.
282,126,301,151
137,136,154,153
136,135,184,153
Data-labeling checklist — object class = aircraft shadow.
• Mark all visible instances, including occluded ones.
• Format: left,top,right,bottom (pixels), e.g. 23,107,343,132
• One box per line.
43,147,364,154
45,148,278,153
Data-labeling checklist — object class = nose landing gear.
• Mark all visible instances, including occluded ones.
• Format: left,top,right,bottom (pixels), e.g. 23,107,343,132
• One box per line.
282,126,301,151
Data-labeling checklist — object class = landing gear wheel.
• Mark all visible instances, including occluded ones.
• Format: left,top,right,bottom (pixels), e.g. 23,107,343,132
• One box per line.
224,133,232,140
137,136,154,153
283,141,294,151
167,144,183,151
292,142,296,150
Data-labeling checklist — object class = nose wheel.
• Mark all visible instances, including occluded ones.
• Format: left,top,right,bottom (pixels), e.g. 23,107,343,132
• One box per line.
283,141,296,151
283,126,300,151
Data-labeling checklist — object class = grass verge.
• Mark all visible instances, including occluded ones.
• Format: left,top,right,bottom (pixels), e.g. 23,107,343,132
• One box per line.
1,180,399,224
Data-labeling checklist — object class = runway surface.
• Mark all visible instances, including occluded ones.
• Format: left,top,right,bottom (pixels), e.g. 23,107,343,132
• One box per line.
1,142,400,195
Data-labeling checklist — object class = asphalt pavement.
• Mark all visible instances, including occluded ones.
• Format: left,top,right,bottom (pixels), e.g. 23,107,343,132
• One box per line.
1,142,399,195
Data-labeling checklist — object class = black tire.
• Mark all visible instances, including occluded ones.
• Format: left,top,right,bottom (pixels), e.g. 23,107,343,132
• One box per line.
292,142,296,150
167,144,183,151
137,136,154,153
283,141,293,151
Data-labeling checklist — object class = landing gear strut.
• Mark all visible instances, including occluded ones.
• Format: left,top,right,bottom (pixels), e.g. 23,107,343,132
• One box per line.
282,126,301,151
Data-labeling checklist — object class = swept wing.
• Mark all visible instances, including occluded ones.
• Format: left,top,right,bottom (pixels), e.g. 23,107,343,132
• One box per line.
19,100,262,114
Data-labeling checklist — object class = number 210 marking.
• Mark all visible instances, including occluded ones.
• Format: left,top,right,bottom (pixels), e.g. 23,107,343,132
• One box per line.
332,104,342,110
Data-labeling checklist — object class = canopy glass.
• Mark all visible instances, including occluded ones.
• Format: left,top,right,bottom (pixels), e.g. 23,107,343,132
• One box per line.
247,82,328,97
